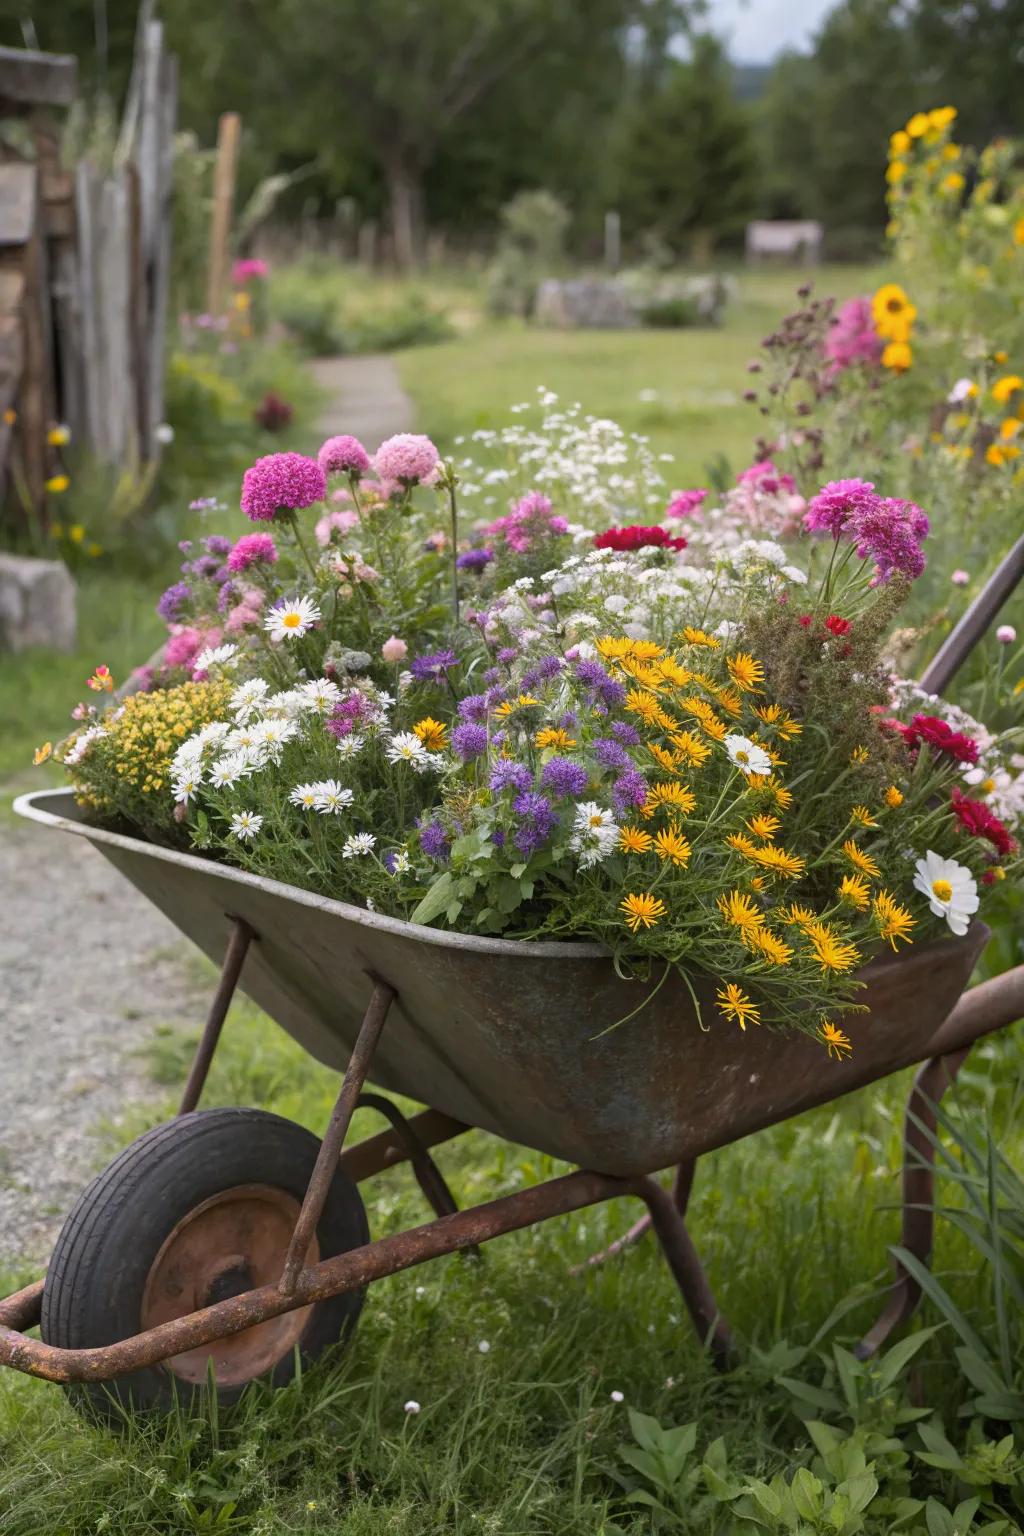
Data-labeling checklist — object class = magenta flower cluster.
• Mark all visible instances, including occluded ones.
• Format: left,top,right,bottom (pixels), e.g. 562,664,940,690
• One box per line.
240,452,326,522
483,490,568,555
317,434,370,478
373,433,439,486
805,479,929,583
737,460,796,495
824,296,883,373
227,532,278,572
664,488,708,519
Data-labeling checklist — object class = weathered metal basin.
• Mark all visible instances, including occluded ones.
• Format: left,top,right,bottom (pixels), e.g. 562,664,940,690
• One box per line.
15,789,988,1177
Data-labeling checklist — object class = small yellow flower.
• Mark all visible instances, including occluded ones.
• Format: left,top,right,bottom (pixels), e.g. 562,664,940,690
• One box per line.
678,626,720,649
884,785,904,808
620,891,667,932
818,1021,853,1060
534,726,576,751
596,635,634,659
872,890,916,950
987,443,1006,468
726,652,765,693
941,171,965,195
618,826,652,854
994,349,1009,364
838,874,871,911
46,474,70,494
886,159,907,184
88,542,103,557
850,745,870,765
725,830,758,856
889,129,911,156
1000,417,1021,440
841,839,880,878
882,340,912,373
2,407,15,425
630,640,667,661
906,111,930,137
413,716,447,751
47,424,71,446
645,781,696,815
942,142,961,161
669,730,711,767
625,688,666,727
653,826,691,867
494,694,540,719
33,741,52,765
1014,216,1024,247
992,374,1023,405
716,889,764,932
233,290,251,310
849,805,878,828
779,902,816,929
929,105,956,130
716,982,761,1031
805,920,861,975
873,284,916,340
749,844,806,880
746,814,781,841
68,522,85,542
744,926,793,967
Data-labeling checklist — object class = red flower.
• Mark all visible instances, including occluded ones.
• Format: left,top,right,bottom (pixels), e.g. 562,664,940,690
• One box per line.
951,787,1016,855
798,614,813,628
825,614,851,636
899,713,980,766
593,525,687,552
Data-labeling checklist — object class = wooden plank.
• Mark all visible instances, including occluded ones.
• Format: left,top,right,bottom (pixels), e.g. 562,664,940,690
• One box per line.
146,47,177,451
75,160,100,451
206,111,241,315
51,239,85,442
0,163,37,248
95,171,135,463
0,47,77,109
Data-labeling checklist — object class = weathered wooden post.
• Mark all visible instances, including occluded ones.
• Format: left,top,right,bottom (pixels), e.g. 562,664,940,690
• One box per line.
604,209,621,272
207,111,241,317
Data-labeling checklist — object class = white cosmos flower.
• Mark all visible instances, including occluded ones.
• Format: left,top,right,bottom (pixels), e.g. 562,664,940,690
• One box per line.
569,802,619,868
289,782,321,810
724,734,773,777
342,832,376,858
299,678,341,711
265,595,321,641
386,732,431,771
313,780,354,814
229,810,263,840
912,850,979,936
230,679,270,719
194,643,238,671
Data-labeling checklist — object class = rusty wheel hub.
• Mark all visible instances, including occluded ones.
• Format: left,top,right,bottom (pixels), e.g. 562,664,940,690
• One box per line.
140,1183,319,1387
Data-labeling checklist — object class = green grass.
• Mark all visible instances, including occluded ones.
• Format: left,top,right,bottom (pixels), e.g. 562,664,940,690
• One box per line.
397,265,886,484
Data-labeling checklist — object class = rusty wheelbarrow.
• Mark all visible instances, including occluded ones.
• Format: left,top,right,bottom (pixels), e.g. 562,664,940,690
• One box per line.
2,533,1023,1417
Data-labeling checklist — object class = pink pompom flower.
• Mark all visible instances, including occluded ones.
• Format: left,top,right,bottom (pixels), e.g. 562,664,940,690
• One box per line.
240,452,326,522
824,296,883,373
232,257,269,285
227,532,278,572
318,434,371,478
374,433,440,486
381,635,408,662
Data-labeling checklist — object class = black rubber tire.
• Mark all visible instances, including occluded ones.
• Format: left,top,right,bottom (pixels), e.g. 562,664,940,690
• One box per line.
41,1108,369,1420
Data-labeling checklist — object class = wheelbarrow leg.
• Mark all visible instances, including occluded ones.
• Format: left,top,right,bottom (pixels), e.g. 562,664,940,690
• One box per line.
178,916,257,1114
279,979,396,1295
637,1174,734,1370
354,1093,462,1220
571,1160,694,1274
854,1046,970,1360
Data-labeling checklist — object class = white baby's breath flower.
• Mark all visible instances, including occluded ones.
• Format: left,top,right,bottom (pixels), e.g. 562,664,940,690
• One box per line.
913,850,979,936
724,734,772,777
194,643,238,672
312,780,354,814
342,832,376,858
386,731,431,771
229,810,262,840
265,595,321,642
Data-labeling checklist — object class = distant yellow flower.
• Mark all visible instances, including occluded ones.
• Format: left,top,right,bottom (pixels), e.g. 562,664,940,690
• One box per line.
1000,418,1022,440
746,814,781,841
805,920,861,974
68,523,85,541
838,874,871,911
994,350,1008,364
842,839,880,878
413,717,448,751
942,142,961,161
889,129,910,156
906,111,930,138
992,374,1023,404
620,891,666,932
717,889,764,932
88,542,103,558
716,982,761,1031
941,171,965,195
749,844,806,880
887,159,907,184
882,340,912,373
726,652,765,693
631,640,667,661
645,781,697,815
33,741,52,765
618,826,652,855
818,1021,853,1060
744,926,793,967
678,626,720,649
653,826,691,867
2,407,15,425
1014,217,1024,247
47,424,71,446
872,284,916,340
754,703,802,739
987,443,1007,467
872,890,916,950
534,726,576,751
233,290,251,310
45,474,70,494
494,694,540,718
929,105,956,130
850,745,870,765
884,785,904,808
849,805,878,828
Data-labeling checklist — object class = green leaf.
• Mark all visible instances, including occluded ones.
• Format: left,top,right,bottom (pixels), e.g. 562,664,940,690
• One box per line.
876,1325,942,1391
790,1467,823,1520
409,872,454,925
924,1497,956,1536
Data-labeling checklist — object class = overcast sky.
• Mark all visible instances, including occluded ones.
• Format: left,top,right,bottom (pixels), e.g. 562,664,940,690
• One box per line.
707,0,836,62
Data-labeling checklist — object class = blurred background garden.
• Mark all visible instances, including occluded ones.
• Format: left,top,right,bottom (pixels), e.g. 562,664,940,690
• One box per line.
1,0,1024,1530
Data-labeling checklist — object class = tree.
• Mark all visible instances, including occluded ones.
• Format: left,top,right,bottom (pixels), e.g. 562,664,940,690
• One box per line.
614,35,759,257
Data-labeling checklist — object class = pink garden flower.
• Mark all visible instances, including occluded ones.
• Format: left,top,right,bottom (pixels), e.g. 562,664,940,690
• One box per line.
232,257,269,284
664,489,708,520
373,433,440,486
381,635,408,662
240,452,326,522
315,508,361,546
318,434,371,478
227,532,278,572
483,491,568,554
737,460,796,495
824,296,883,373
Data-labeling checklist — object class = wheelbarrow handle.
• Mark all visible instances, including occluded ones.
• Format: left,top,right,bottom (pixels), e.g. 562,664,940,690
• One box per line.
920,530,1024,697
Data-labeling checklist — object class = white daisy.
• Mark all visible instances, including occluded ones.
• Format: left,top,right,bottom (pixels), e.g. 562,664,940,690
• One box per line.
264,595,321,642
313,780,354,814
194,643,238,671
196,721,232,748
912,850,979,936
209,755,248,788
251,718,298,754
342,832,376,858
289,782,322,810
298,678,341,712
569,802,619,868
335,732,367,759
229,810,263,840
264,689,306,718
172,772,201,804
230,678,269,719
63,725,107,765
724,734,772,777
386,732,431,771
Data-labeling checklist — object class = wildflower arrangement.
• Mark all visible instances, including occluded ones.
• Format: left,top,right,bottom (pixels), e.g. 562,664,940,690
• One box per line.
46,413,1023,1057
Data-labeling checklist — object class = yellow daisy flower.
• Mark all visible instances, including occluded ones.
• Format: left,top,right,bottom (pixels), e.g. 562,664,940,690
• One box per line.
596,636,634,659
838,874,871,911
647,742,682,775
872,890,916,950
805,921,861,974
678,626,720,649
744,925,793,967
746,814,781,841
749,844,806,879
618,826,652,855
850,746,870,765
494,694,540,719
779,902,816,929
645,781,697,816
726,652,765,693
842,839,880,878
716,982,761,1031
884,785,904,808
716,889,764,932
818,1021,853,1060
653,826,691,867
715,686,744,718
992,375,1023,405
849,805,878,828
669,730,711,767
534,727,577,751
725,831,759,857
413,717,448,751
620,892,667,932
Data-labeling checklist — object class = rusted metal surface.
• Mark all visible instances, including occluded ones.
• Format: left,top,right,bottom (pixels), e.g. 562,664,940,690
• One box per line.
140,1183,317,1387
854,1048,971,1360
0,1278,43,1331
920,531,1024,695
638,1174,733,1368
340,1107,470,1184
13,791,1007,1177
279,981,395,1295
355,1094,462,1220
178,916,255,1114
574,1160,695,1274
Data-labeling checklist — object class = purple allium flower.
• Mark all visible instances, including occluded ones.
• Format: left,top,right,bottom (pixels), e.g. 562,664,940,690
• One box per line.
520,656,563,691
612,768,648,816
240,452,326,522
594,737,631,771
374,433,440,486
317,434,371,478
492,828,506,848
458,693,490,723
490,761,533,795
456,548,494,571
227,532,279,572
804,478,876,538
419,820,451,861
482,667,502,686
574,658,627,709
452,722,488,760
559,710,578,731
157,581,190,621
204,535,233,557
847,495,929,583
610,721,641,747
410,648,459,681
540,757,589,797
511,791,558,856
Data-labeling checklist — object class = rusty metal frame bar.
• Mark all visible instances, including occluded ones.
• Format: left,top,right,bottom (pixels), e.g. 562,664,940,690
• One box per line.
178,916,256,1114
353,1093,462,1221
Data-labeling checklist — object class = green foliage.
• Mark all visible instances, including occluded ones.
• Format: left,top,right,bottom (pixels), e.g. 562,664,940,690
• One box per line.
271,264,454,355
485,189,571,318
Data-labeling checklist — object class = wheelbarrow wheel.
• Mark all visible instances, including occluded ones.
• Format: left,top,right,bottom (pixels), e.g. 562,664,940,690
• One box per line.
41,1108,369,1420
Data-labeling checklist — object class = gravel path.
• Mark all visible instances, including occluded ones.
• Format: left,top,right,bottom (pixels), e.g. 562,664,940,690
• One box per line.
0,816,205,1267
306,352,414,447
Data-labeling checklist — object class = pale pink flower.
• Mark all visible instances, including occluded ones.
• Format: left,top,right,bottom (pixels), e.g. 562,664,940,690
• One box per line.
382,636,408,662
952,569,970,586
374,433,440,486
997,625,1017,645
315,508,360,546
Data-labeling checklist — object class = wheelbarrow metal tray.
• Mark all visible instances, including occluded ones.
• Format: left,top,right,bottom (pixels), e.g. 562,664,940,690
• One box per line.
15,789,988,1177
